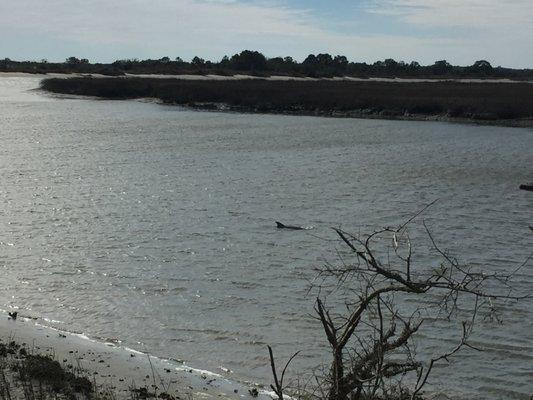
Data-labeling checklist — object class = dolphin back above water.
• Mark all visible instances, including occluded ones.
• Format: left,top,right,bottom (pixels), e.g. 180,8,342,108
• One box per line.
276,221,305,230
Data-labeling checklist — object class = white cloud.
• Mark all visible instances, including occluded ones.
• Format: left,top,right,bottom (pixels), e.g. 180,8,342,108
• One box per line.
368,0,533,30
1,0,314,46
0,0,444,61
0,0,532,66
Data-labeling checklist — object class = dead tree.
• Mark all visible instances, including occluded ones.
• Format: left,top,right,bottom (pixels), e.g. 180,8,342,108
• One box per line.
309,217,529,400
268,346,300,400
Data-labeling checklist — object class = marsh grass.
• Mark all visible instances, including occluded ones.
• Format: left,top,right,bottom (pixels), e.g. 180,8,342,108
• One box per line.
41,77,533,123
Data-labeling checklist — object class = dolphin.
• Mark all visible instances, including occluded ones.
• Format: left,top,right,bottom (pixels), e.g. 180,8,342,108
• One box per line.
276,221,305,230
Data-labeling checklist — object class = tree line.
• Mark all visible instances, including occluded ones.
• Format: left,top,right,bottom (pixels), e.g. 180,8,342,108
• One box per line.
3,50,533,79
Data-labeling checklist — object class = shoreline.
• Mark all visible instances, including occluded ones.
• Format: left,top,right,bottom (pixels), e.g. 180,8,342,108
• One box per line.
0,313,459,400
38,92,533,129
172,101,533,128
0,312,272,400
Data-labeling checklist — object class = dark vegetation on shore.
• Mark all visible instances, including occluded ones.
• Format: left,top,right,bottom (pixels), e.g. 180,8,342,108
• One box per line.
4,50,533,80
0,340,93,400
0,340,176,400
41,77,533,124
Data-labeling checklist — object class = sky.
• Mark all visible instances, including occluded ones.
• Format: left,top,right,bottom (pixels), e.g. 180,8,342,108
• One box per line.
1,0,532,68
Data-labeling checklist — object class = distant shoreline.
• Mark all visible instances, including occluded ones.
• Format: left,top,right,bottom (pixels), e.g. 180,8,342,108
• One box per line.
40,76,533,128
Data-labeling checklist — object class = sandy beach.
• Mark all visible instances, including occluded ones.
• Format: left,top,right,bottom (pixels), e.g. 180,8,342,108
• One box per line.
0,312,272,400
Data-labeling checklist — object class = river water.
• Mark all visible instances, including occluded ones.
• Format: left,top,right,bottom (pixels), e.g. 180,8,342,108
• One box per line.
0,76,532,399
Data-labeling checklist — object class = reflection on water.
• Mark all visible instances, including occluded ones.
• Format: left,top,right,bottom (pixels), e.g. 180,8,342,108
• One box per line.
0,77,532,399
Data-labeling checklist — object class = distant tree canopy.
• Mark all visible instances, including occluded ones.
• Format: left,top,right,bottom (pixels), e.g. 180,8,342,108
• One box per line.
430,60,451,75
191,56,205,67
469,60,493,75
66,57,89,65
230,50,267,71
1,50,532,80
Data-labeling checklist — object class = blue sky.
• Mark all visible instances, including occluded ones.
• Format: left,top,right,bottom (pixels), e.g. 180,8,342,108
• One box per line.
1,0,532,67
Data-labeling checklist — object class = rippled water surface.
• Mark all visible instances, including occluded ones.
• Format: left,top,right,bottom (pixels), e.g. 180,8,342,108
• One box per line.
1,77,532,399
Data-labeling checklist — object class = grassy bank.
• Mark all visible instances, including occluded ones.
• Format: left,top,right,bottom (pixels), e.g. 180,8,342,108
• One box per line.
41,77,533,126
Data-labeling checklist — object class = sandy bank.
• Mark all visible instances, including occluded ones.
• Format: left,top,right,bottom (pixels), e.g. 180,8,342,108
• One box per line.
0,314,272,400
0,72,111,79
1,71,530,84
